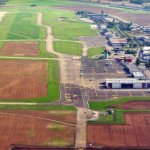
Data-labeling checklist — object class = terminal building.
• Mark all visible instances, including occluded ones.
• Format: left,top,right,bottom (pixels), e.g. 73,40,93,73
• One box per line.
105,78,150,89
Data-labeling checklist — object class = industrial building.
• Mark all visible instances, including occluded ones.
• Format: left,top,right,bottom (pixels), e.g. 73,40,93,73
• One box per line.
105,78,150,89
123,63,145,79
139,46,150,62
109,38,128,50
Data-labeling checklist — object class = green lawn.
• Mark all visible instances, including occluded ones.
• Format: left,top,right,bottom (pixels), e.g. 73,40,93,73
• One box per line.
54,40,82,56
6,0,80,6
0,13,16,48
43,10,97,40
89,97,150,124
88,47,104,58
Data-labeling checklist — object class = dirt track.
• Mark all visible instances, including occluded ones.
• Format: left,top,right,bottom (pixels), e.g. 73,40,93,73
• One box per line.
57,5,150,26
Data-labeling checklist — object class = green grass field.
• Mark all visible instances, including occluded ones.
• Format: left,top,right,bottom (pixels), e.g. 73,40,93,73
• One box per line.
43,10,97,40
0,13,16,48
39,41,57,58
0,13,46,48
88,47,104,58
6,0,80,6
89,97,150,124
0,13,45,39
7,13,46,39
54,40,82,56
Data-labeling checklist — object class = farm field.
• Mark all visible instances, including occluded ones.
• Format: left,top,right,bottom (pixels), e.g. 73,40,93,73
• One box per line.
0,59,60,102
0,109,76,150
54,40,82,56
87,113,150,148
115,100,150,110
89,98,150,124
0,41,39,56
0,60,48,99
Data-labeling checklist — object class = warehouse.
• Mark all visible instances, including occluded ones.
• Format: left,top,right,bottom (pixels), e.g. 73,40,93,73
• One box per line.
109,38,128,50
105,78,150,89
139,46,150,62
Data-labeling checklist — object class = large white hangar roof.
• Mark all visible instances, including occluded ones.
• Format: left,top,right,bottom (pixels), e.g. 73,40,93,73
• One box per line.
105,78,150,83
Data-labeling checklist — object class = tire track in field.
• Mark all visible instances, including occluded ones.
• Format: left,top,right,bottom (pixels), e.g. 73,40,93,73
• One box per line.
0,111,77,127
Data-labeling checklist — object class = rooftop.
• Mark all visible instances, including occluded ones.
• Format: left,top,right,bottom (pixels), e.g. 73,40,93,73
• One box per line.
132,72,145,77
105,78,149,83
124,63,140,73
109,38,127,44
142,47,150,51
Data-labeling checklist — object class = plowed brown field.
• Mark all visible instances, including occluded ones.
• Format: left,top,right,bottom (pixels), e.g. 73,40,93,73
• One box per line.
58,5,150,26
0,60,48,99
0,42,39,56
0,110,76,150
87,113,150,148
115,101,150,110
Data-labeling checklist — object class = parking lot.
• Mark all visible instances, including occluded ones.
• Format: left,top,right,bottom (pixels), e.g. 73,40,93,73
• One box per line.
59,57,150,107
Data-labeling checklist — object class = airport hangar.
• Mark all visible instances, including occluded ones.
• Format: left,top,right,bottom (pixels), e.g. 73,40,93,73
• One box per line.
105,78,150,89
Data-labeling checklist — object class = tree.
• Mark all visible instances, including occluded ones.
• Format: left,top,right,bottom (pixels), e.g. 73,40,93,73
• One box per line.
136,58,140,66
130,0,143,4
145,62,150,69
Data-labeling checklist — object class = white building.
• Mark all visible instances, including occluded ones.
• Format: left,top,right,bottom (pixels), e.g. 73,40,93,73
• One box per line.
105,78,150,89
140,47,150,62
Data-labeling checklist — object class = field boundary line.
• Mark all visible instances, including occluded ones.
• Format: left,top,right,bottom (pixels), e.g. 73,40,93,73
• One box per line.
0,112,77,127
0,56,70,61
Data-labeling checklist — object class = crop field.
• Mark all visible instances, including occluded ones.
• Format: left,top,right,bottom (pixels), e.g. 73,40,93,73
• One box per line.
0,109,76,150
0,60,48,99
87,113,150,148
115,100,150,110
54,40,82,56
43,10,97,40
0,41,39,56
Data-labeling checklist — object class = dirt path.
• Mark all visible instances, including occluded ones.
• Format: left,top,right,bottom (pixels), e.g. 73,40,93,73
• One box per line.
75,107,87,148
82,42,88,57
37,13,55,54
0,111,76,127
0,12,7,23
